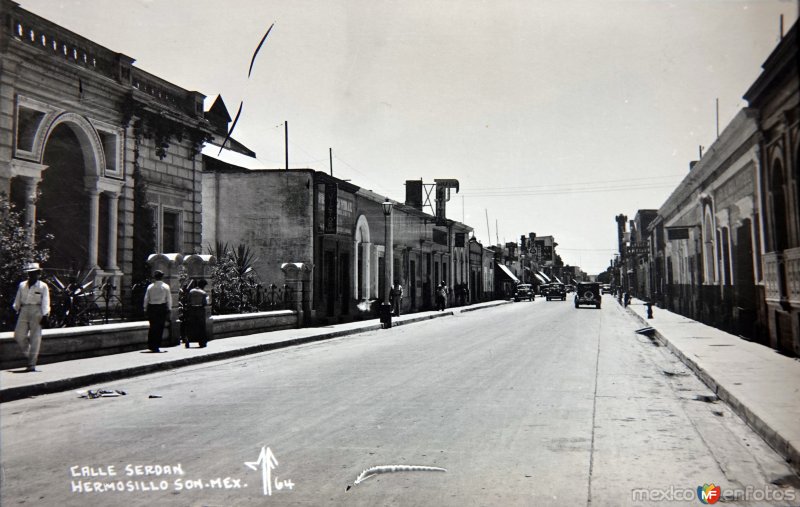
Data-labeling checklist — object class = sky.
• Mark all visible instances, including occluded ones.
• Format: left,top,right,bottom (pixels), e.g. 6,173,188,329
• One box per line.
21,0,799,274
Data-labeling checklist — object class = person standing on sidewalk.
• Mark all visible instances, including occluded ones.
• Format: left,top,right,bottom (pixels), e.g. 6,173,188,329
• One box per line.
390,282,403,316
185,279,209,348
436,281,448,311
143,270,171,353
12,262,50,372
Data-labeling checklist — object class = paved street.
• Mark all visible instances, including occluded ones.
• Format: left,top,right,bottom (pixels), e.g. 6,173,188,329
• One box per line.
1,297,797,506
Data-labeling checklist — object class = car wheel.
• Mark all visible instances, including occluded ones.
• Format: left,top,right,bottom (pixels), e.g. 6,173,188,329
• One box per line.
596,303,601,309
575,302,579,308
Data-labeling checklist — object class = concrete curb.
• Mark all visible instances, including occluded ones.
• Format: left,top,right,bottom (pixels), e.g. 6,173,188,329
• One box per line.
624,306,800,474
458,300,512,313
1,303,516,403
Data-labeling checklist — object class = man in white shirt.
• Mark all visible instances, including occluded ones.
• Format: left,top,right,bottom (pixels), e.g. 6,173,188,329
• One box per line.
143,270,172,352
13,262,50,372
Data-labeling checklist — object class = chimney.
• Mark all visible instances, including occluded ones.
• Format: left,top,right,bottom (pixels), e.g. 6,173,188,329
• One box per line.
689,161,699,171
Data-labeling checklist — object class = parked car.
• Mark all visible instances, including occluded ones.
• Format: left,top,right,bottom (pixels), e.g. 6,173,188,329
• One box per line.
575,282,601,309
565,284,575,293
601,284,613,295
545,283,566,301
514,283,534,302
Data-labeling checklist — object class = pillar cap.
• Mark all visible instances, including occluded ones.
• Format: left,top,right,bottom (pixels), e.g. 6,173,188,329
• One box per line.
281,262,313,274
184,254,216,265
147,253,185,265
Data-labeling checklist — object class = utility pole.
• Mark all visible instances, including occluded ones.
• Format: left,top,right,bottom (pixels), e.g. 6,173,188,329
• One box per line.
485,209,491,245
284,121,289,170
615,214,628,301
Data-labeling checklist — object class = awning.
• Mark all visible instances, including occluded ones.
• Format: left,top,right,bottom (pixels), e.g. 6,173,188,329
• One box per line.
553,276,564,284
538,270,551,283
495,263,520,283
202,143,265,170
534,273,547,284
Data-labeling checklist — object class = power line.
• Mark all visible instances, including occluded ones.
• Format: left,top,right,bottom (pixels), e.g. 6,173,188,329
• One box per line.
462,183,677,197
460,173,685,192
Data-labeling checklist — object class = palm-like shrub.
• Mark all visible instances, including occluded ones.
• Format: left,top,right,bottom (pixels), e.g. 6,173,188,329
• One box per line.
208,242,261,314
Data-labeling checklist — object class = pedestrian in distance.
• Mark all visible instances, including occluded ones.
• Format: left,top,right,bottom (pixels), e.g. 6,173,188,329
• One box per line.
185,279,209,348
390,282,403,316
436,281,448,311
12,262,50,372
143,270,171,352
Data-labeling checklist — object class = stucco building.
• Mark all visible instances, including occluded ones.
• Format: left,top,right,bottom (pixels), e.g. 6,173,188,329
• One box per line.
646,110,761,339
202,143,476,323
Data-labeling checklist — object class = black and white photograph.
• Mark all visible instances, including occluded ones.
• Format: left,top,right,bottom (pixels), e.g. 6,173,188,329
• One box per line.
1,0,799,505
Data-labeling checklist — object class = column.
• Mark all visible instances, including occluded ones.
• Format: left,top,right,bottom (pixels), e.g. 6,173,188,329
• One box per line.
87,188,100,269
23,176,38,242
106,191,119,270
361,242,372,299
281,262,313,328
385,208,393,303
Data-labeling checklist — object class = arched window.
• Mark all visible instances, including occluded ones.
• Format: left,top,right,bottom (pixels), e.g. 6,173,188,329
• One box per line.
771,161,788,251
703,205,716,284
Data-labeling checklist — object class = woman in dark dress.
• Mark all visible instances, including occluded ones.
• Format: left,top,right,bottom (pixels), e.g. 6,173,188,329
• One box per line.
185,279,209,348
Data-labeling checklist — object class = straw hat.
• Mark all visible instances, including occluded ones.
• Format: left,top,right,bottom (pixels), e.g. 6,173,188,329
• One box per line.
22,262,41,272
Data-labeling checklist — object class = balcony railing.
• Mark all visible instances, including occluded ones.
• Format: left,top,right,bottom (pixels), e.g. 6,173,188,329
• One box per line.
764,252,781,301
785,247,800,304
764,247,800,305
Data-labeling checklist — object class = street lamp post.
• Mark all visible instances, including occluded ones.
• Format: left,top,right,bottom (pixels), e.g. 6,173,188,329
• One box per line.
381,199,393,328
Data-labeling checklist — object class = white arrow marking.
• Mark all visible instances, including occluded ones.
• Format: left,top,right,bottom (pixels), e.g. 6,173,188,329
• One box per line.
245,446,279,496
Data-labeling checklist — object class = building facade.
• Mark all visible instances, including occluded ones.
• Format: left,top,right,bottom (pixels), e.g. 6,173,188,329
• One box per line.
1,1,211,304
744,22,800,355
634,23,799,354
202,147,477,323
645,109,761,339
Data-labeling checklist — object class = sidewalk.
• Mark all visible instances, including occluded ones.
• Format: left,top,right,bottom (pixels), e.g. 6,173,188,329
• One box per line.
0,300,509,403
625,297,800,474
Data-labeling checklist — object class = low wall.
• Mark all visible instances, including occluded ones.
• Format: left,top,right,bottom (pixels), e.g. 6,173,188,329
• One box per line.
0,310,298,369
211,310,297,338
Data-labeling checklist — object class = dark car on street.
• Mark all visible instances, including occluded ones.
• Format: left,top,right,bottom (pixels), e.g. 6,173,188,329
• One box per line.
514,283,534,302
574,282,601,309
545,283,566,301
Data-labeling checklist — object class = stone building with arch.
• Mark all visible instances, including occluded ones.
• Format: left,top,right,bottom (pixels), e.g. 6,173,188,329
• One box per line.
1,1,212,301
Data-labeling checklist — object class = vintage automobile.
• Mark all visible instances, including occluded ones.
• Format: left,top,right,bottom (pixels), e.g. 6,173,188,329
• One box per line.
601,284,613,295
545,283,566,301
574,282,601,309
513,283,534,302
538,283,549,297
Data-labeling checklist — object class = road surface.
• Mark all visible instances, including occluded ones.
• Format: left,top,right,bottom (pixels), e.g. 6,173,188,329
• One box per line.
2,295,797,506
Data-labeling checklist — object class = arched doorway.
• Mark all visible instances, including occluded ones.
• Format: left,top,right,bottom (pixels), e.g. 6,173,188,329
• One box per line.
38,123,93,275
353,214,371,301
